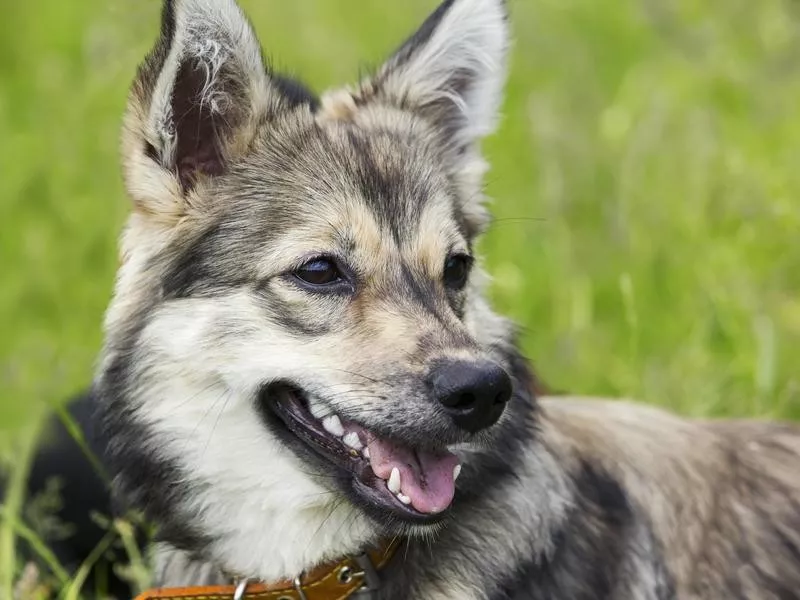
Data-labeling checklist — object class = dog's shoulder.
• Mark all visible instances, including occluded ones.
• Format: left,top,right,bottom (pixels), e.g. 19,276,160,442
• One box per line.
537,396,715,473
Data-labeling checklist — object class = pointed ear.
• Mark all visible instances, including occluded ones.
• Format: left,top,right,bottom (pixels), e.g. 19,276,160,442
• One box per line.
121,0,283,220
359,0,509,153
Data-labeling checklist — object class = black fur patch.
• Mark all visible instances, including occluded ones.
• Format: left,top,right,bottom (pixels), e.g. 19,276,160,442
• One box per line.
378,0,456,83
134,0,177,111
161,224,220,299
271,73,319,111
490,462,674,600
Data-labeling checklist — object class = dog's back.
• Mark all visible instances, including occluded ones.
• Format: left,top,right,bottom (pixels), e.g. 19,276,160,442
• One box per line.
541,397,800,598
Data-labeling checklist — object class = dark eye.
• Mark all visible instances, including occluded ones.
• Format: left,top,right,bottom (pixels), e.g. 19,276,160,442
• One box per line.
294,258,343,287
443,254,472,290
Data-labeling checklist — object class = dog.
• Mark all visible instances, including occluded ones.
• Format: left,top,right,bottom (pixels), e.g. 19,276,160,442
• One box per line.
35,0,800,597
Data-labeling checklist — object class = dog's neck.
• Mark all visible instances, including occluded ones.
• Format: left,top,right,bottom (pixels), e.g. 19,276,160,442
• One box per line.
148,538,401,597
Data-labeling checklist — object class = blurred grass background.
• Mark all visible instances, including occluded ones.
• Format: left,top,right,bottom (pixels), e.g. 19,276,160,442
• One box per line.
1,0,799,595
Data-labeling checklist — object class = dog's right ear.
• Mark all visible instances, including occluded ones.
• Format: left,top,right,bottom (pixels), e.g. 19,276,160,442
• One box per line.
121,0,279,222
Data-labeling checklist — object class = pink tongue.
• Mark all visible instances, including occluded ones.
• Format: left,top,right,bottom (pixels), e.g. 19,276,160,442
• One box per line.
366,436,459,514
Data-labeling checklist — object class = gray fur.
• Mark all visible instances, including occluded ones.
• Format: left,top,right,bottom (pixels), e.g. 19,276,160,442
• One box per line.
96,0,800,598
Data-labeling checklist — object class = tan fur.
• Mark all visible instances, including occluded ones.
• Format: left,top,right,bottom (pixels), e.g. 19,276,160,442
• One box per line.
318,88,359,123
120,97,186,222
413,197,468,278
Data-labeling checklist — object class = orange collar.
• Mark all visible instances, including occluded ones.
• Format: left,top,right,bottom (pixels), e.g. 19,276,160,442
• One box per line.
134,540,399,600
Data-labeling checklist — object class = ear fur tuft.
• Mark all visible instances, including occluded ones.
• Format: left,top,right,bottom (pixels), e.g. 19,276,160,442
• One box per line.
360,0,510,151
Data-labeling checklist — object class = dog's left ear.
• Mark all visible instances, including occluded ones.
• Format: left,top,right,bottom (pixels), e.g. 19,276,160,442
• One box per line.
345,0,509,230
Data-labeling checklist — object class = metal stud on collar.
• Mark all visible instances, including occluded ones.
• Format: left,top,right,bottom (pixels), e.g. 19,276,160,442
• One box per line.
232,579,249,600
293,575,309,600
337,565,354,584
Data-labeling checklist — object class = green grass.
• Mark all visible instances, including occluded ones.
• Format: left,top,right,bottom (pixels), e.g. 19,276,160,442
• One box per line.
1,0,799,595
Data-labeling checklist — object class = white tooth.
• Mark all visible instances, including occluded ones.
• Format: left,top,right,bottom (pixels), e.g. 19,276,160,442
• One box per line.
342,432,363,450
397,493,411,505
453,464,461,481
322,415,344,437
363,447,370,460
309,402,329,420
387,467,401,494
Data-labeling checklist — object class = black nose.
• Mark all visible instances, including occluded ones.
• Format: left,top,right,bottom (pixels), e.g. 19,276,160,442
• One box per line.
431,360,512,433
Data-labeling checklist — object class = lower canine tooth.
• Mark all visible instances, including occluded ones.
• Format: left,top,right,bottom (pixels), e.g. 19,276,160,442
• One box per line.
363,447,370,459
397,493,411,505
387,467,401,494
322,415,344,437
343,432,362,450
453,464,462,481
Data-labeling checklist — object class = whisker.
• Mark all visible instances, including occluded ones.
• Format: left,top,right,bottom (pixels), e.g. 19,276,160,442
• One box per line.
199,389,232,461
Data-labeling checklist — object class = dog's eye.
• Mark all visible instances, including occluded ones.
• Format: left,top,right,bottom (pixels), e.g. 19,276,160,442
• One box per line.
294,258,343,287
443,254,472,290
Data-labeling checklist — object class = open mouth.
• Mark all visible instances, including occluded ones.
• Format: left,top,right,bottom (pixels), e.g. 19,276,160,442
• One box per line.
264,385,461,523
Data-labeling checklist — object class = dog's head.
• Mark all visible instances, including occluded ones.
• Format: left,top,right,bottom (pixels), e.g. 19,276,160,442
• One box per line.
99,0,519,580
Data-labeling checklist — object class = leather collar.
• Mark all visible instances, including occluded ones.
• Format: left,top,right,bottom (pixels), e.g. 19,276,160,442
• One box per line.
134,540,399,600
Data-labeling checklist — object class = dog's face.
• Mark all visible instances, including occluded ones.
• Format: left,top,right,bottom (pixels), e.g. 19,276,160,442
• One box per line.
99,0,514,580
